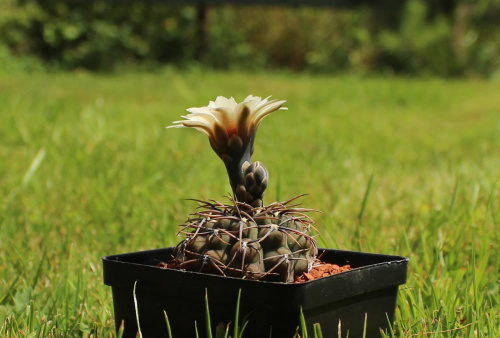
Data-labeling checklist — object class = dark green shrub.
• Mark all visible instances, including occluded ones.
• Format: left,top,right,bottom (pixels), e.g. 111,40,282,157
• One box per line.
0,0,498,76
0,0,197,70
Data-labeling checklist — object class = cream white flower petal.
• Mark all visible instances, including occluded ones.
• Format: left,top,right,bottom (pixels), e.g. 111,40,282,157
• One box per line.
233,101,250,120
186,106,212,114
166,123,185,129
241,96,263,111
180,119,215,137
252,99,287,126
185,110,218,123
243,94,265,102
228,96,238,108
253,96,276,111
171,112,216,129
211,107,234,128
184,111,219,126
211,96,237,110
183,113,217,126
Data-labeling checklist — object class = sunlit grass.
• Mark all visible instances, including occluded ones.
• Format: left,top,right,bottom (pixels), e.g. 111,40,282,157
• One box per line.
0,69,498,336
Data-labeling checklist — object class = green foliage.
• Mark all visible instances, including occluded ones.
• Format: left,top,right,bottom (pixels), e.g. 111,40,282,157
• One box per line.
0,70,499,336
0,0,499,76
0,44,44,74
377,0,458,75
0,0,197,70
376,0,500,77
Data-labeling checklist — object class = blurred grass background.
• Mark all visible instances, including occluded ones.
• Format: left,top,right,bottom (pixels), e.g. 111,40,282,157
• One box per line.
1,0,499,336
1,70,498,336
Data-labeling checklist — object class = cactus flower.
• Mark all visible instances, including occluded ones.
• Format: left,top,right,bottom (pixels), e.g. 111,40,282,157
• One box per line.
168,95,286,206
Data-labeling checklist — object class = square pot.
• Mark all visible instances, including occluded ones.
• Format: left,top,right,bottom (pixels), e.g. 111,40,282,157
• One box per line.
103,247,408,338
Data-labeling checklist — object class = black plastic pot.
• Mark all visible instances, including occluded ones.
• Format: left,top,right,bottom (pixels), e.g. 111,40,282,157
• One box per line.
103,247,408,338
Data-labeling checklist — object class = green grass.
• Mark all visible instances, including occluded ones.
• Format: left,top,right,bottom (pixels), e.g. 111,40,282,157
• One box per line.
0,69,499,337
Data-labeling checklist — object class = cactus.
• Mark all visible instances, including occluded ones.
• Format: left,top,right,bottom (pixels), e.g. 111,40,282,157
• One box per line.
167,95,318,282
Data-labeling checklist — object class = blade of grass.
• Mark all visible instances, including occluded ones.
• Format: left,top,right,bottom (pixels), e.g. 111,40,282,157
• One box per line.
22,148,46,187
357,174,374,251
385,313,395,337
164,311,173,338
358,175,374,225
133,280,142,338
299,306,308,338
28,300,34,332
362,313,368,338
0,275,21,305
448,175,459,215
205,289,213,338
233,289,241,338
215,323,226,337
39,317,49,337
485,179,498,225
30,250,46,292
117,321,125,338
240,320,250,338
313,323,323,338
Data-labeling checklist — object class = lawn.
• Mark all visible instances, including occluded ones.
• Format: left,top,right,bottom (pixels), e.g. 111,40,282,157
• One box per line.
0,69,498,337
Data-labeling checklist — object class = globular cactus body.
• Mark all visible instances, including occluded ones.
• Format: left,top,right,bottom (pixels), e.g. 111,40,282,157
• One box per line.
173,196,318,282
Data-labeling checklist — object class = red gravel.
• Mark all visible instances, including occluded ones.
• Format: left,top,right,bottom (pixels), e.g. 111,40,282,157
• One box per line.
294,262,351,283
